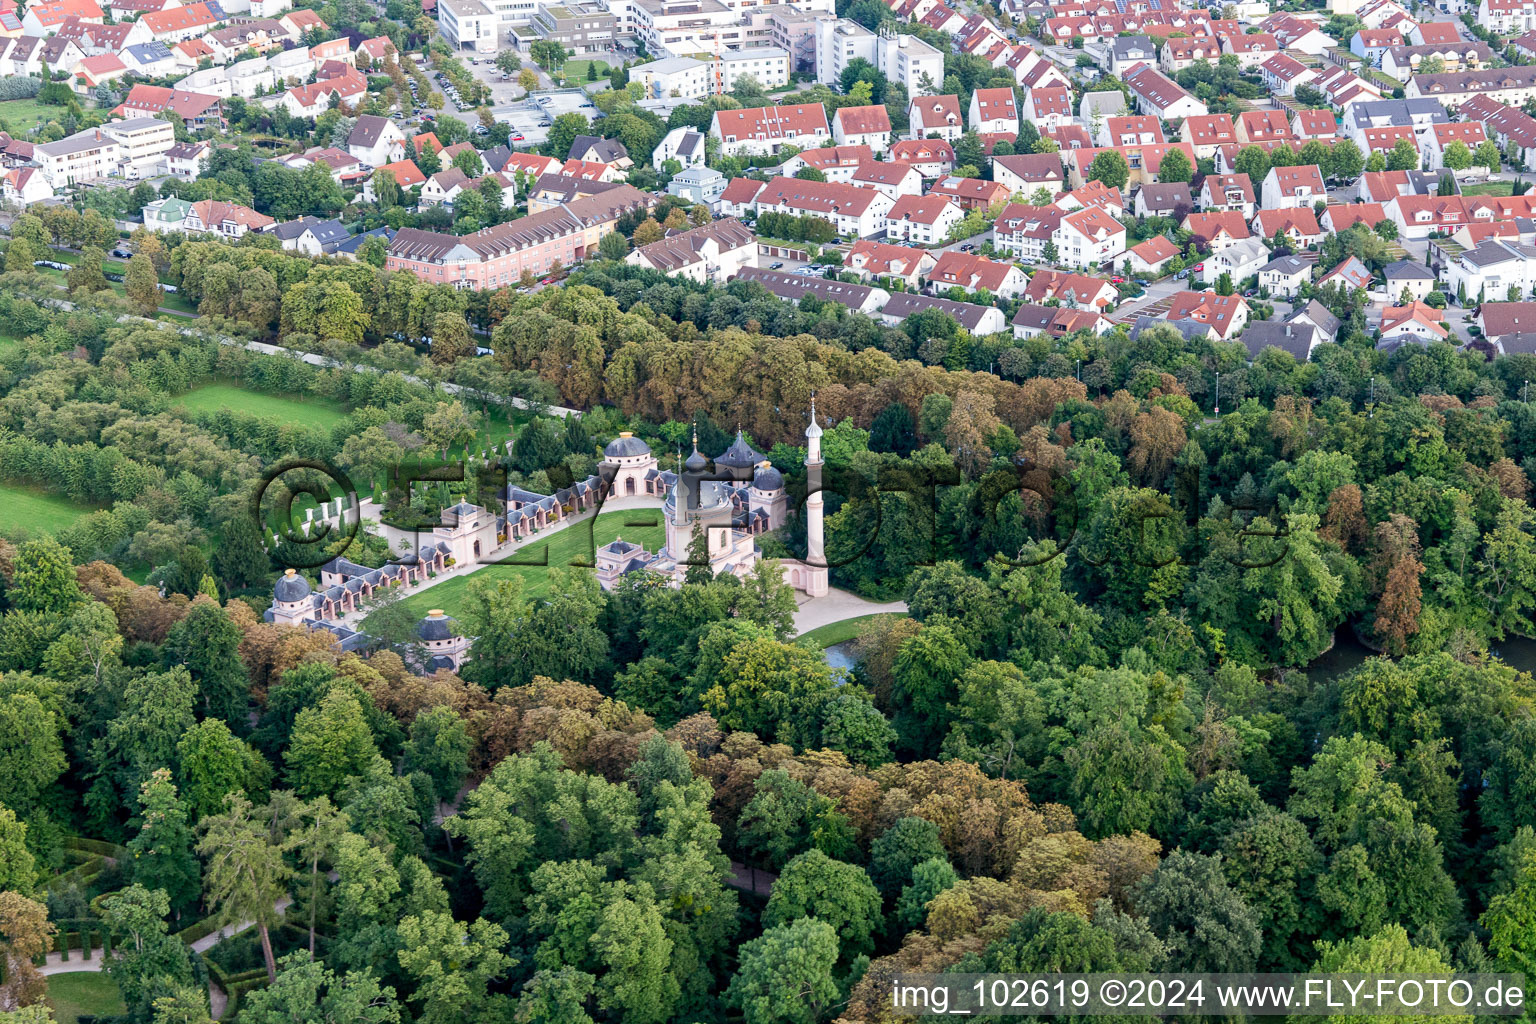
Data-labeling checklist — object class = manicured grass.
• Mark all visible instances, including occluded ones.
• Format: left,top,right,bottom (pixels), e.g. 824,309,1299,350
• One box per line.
560,59,610,83
47,971,126,1024
0,482,91,538
173,382,350,429
1462,181,1516,196
797,612,908,648
392,509,667,618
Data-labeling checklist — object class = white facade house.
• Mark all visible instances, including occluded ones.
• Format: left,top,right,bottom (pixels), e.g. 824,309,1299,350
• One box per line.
653,126,706,171
1446,240,1536,299
99,116,176,179
438,0,497,52
35,128,122,187
1202,236,1270,286
885,193,963,243
710,103,830,156
625,217,757,285
876,31,942,97
1261,165,1327,210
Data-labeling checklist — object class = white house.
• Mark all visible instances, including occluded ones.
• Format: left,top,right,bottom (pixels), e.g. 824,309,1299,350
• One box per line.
1261,164,1327,210
1258,254,1312,297
625,217,757,285
35,127,122,187
711,104,830,157
1056,203,1127,268
833,105,894,149
1202,236,1270,287
886,193,964,244
99,116,175,179
749,176,893,237
967,87,1019,134
653,127,706,172
908,94,965,143
346,115,405,168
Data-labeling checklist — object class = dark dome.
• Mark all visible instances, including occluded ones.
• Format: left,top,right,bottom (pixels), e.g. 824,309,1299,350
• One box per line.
715,430,765,469
604,432,652,458
274,569,311,602
684,447,709,472
417,610,457,642
754,462,784,490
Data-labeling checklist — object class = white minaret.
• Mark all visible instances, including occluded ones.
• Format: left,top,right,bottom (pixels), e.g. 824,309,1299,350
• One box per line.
805,396,824,567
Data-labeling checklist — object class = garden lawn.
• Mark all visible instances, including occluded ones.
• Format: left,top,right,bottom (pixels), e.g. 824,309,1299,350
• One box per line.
561,59,610,83
47,972,126,1024
1462,181,1516,196
797,612,907,647
173,382,350,430
394,509,666,618
0,482,91,537
0,98,73,133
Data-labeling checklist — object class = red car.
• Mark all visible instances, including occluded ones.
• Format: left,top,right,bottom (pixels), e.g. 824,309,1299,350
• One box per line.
540,276,558,285
510,132,524,141
1111,276,1125,283
1192,263,1205,272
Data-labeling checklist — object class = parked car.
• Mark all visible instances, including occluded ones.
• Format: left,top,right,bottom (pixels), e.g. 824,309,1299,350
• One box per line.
110,248,133,259
510,132,525,141
769,261,784,269
1110,275,1124,283
538,119,552,127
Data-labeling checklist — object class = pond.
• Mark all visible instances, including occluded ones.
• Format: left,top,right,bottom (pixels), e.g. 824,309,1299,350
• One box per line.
1304,628,1536,681
825,641,857,673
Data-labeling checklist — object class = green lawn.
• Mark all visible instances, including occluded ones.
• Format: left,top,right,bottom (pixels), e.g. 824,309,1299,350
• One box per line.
0,482,91,538
560,59,610,84
0,97,75,133
47,971,125,1024
173,382,350,430
1462,181,1516,196
392,509,667,618
797,612,907,647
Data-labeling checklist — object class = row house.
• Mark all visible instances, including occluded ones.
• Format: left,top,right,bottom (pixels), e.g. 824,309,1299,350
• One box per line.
884,193,963,243
927,174,1011,211
833,105,892,148
1261,52,1317,95
1124,62,1207,119
1461,93,1536,169
1388,193,1471,239
908,94,963,143
1022,269,1119,310
780,145,872,183
1022,84,1073,132
1181,113,1238,159
1344,96,1449,147
141,0,225,42
710,103,830,156
21,0,100,34
623,217,757,286
114,84,222,127
1408,66,1536,108
1063,142,1197,191
107,0,176,19
1424,121,1488,169
1358,0,1414,30
992,151,1065,197
1350,27,1403,63
1222,32,1280,69
385,186,650,289
1253,207,1325,247
843,239,936,290
1011,48,1071,91
850,161,922,200
1010,303,1112,341
1293,108,1339,142
1311,63,1383,109
1199,172,1256,218
1258,12,1336,53
745,176,895,237
887,138,953,177
927,249,1027,299
56,17,149,54
1380,41,1493,81
1058,180,1125,216
1322,203,1389,236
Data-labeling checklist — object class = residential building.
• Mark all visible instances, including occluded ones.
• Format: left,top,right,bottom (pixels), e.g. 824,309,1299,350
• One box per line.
1377,301,1449,349
967,86,1018,134
1097,114,1163,148
1181,113,1239,159
2,166,51,205
908,94,964,143
927,249,1027,298
625,217,756,284
385,185,651,288
1135,182,1191,219
833,104,893,148
280,68,366,117
271,216,351,256
667,165,727,204
1319,254,1375,289
1240,321,1315,360
1380,41,1493,80
888,137,954,177
779,145,870,182
1323,202,1388,232
876,30,943,98
1202,236,1269,286
1124,61,1207,119
1166,289,1250,339
1183,210,1252,249
748,176,894,236
1056,203,1127,267
1259,254,1312,296
1127,234,1178,276
710,103,830,156
528,2,617,55
1261,164,1327,210
437,0,496,52
738,266,889,313
1022,84,1074,131
653,126,705,171
1423,121,1488,169
140,0,223,41
927,174,1011,211
843,239,936,290
1384,258,1437,300
1291,299,1341,345
1159,33,1222,73
992,152,1064,197
1012,303,1111,340
1388,193,1471,239
99,116,174,178
347,114,405,168
1448,242,1536,301
1292,108,1339,142
881,292,1006,334
164,140,209,180
22,0,101,34
1199,172,1256,217
885,193,963,243
35,127,121,187
1407,66,1536,107
1022,269,1119,309
992,202,1062,260
1223,31,1279,68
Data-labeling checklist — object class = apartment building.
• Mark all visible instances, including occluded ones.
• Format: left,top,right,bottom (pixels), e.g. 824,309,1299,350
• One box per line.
100,116,175,178
438,0,497,52
629,48,790,99
386,185,651,288
35,127,121,187
529,2,617,54
710,103,829,156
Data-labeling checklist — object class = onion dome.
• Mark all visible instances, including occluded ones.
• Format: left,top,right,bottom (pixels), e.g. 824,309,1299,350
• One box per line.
753,460,784,490
715,429,765,470
274,568,311,602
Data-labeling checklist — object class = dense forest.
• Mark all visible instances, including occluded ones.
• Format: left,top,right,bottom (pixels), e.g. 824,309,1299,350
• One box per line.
2,244,1536,1024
